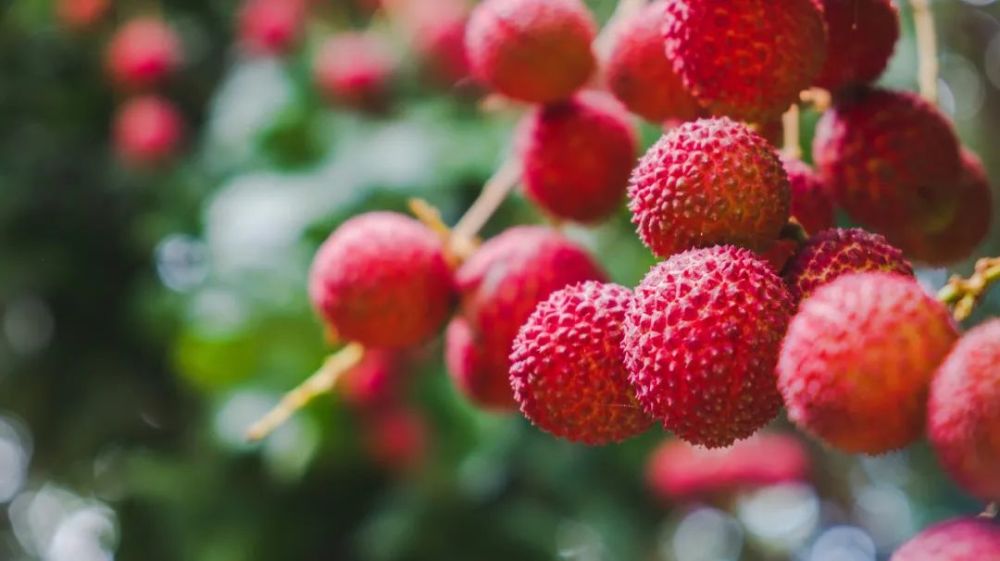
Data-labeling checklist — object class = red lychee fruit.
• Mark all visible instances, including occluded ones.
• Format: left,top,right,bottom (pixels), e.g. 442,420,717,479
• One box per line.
340,351,406,412
646,433,810,500
778,272,958,454
444,317,514,409
56,0,110,29
663,0,828,122
308,212,455,348
389,0,472,85
449,226,605,410
813,0,899,92
313,33,395,110
362,406,429,473
812,88,962,233
782,228,913,303
465,0,596,103
509,281,652,444
886,149,993,266
106,18,182,89
518,92,637,223
113,95,184,166
238,0,307,56
628,117,790,259
928,318,1000,502
890,518,1000,561
605,1,700,123
781,156,834,236
623,245,794,448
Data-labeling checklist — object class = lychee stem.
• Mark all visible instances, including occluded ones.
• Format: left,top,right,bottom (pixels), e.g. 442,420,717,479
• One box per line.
909,0,939,104
245,343,365,442
781,103,801,159
981,502,999,519
799,88,831,112
936,256,1000,321
407,198,477,264
451,157,521,254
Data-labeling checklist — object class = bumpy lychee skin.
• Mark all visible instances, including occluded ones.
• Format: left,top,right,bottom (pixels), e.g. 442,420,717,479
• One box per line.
313,33,395,110
465,0,596,103
309,212,455,349
628,118,790,258
778,272,958,454
813,0,899,91
813,88,962,233
451,226,605,410
623,246,794,448
890,518,1000,561
518,93,637,223
928,319,1000,502
605,2,700,123
887,149,993,266
781,156,834,236
106,18,182,89
510,282,652,444
238,0,307,56
783,228,913,303
663,0,827,122
113,95,184,166
444,317,514,410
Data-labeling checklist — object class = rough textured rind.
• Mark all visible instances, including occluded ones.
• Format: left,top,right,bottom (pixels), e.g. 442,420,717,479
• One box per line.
778,272,958,454
518,93,637,223
510,282,651,444
781,156,834,236
106,18,182,89
812,88,962,233
623,246,793,448
465,0,596,103
928,319,1000,502
238,0,306,55
309,212,455,348
628,117,790,258
114,95,184,166
313,33,395,109
663,0,827,121
783,228,913,303
890,518,1000,561
450,227,605,410
605,2,700,123
814,0,899,91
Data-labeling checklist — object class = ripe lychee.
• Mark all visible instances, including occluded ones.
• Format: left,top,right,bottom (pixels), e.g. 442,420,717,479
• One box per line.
509,281,652,444
106,18,182,89
450,226,605,410
778,272,958,454
813,0,899,92
605,1,700,123
663,0,828,122
56,0,110,29
781,156,834,236
340,351,406,412
444,317,514,409
623,245,794,448
812,88,962,233
782,228,913,303
309,212,455,348
238,0,307,56
465,0,596,103
646,433,810,500
362,406,429,473
928,318,1000,502
890,518,1000,561
628,117,790,258
313,33,395,110
388,0,471,85
518,93,637,223
113,95,184,166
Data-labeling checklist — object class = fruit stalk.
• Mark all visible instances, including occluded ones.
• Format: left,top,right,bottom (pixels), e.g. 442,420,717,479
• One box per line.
936,257,1000,321
782,103,801,159
909,0,938,103
245,343,365,441
450,158,521,257
982,503,998,519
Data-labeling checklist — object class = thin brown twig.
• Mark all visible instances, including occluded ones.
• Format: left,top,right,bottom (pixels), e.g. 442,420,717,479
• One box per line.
450,158,522,257
799,88,832,112
936,257,1000,321
781,104,801,160
909,0,939,104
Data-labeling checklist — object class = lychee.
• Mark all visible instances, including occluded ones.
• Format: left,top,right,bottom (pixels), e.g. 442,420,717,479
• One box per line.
389,0,472,85
781,156,834,236
444,317,513,410
449,226,605,410
628,117,790,259
778,272,958,454
308,212,455,348
362,406,429,473
113,95,184,166
509,281,652,444
928,318,1000,502
106,18,182,89
465,0,596,103
782,228,913,303
623,245,794,448
518,93,637,223
238,0,307,56
605,1,700,123
340,350,406,412
313,33,395,110
56,0,110,29
813,0,899,92
890,518,1000,561
663,0,828,121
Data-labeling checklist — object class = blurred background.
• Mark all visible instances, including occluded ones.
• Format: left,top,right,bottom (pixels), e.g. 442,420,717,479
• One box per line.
1,0,999,560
